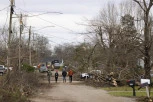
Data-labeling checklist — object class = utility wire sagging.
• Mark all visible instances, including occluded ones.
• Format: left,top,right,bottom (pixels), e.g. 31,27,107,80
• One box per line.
0,6,9,12
14,7,82,34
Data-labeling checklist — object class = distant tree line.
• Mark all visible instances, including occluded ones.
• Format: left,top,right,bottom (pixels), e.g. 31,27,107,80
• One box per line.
0,25,52,69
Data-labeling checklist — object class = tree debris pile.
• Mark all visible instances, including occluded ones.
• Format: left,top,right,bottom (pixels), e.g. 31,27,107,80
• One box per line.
85,72,118,87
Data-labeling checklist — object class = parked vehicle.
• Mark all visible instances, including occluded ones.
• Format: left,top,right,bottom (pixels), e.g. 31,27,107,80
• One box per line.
52,60,60,69
5,67,13,71
80,73,89,79
0,65,6,75
39,64,48,73
33,66,37,69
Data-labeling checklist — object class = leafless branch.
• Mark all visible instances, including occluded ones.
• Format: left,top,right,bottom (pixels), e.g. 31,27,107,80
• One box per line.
133,0,146,11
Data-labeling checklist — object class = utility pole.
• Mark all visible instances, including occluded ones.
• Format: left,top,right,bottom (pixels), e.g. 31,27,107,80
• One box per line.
29,26,32,66
7,0,14,67
19,13,23,70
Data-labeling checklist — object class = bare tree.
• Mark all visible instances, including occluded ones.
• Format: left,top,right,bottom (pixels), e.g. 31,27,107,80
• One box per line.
133,0,153,79
85,1,145,80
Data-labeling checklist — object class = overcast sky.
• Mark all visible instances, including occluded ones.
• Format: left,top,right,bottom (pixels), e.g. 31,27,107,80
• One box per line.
0,0,122,48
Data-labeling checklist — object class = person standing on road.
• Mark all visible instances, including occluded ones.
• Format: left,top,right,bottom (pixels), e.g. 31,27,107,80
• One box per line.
68,69,73,83
55,70,59,83
62,69,67,83
47,69,52,84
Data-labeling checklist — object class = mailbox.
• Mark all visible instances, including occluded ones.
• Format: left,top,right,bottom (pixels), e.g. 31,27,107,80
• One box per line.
127,80,135,87
127,80,136,96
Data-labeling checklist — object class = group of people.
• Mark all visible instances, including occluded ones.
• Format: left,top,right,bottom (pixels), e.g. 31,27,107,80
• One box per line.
62,69,73,83
47,68,74,83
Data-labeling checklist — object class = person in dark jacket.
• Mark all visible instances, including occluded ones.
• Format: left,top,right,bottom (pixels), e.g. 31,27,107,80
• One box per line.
55,70,59,83
62,69,67,83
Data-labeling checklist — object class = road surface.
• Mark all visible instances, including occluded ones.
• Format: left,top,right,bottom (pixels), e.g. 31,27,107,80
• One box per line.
30,71,135,102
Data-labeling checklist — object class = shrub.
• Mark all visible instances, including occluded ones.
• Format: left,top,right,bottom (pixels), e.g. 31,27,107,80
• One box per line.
0,88,28,102
0,70,39,102
21,64,35,72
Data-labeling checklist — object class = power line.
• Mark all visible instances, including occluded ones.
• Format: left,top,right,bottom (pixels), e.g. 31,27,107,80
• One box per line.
25,12,62,17
0,6,9,12
15,7,80,33
33,32,84,48
34,32,83,46
49,40,61,45
14,8,62,17
12,7,86,45
33,26,55,31
37,17,75,32
34,27,85,43
36,32,71,41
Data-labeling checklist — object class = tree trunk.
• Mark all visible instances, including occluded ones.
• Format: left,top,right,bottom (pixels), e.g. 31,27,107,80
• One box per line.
144,46,151,78
144,10,151,79
133,0,153,79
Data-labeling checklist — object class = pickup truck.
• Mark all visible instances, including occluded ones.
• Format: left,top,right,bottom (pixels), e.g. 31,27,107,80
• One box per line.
0,65,6,75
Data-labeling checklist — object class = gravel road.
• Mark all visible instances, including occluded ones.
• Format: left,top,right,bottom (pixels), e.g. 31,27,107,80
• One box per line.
30,72,136,102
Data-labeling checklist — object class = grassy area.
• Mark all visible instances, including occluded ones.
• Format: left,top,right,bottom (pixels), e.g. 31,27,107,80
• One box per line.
102,86,153,97
109,91,152,97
